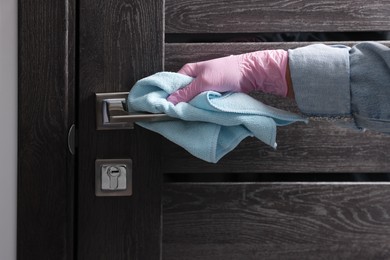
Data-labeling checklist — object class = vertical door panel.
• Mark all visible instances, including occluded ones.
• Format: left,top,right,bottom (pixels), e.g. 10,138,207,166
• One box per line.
78,1,163,259
18,0,75,259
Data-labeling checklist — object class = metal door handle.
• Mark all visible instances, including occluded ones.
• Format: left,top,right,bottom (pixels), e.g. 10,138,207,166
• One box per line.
96,92,173,130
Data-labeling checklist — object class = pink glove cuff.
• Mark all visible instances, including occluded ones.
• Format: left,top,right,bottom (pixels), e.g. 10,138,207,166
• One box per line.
240,50,289,97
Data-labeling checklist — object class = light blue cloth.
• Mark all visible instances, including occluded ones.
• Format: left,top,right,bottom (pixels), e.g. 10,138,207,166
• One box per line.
127,72,307,163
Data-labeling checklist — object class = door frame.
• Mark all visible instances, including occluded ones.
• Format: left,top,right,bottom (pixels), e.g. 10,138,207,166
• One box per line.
18,0,75,259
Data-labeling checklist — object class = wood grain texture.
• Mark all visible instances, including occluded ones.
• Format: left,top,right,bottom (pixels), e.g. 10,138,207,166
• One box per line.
18,0,75,259
163,183,390,259
162,42,390,173
78,0,163,259
162,119,390,173
166,0,390,33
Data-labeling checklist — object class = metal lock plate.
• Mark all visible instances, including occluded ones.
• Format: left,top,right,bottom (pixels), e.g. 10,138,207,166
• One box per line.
95,159,132,196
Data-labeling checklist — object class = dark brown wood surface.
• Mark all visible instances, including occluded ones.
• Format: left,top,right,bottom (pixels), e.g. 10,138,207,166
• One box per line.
78,0,163,259
162,121,390,173
162,42,390,173
163,183,390,259
18,0,75,259
166,0,390,33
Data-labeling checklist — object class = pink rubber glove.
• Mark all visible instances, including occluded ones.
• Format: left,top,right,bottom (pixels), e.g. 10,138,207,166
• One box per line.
167,50,289,104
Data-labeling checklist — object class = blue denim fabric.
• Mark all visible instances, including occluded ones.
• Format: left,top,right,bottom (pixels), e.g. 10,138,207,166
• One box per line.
350,42,390,133
288,44,351,116
289,42,390,133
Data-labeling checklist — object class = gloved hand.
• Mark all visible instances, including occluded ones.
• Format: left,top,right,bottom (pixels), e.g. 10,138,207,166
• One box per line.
167,49,289,104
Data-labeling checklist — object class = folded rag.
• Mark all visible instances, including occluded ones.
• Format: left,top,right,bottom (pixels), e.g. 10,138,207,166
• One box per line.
127,72,307,163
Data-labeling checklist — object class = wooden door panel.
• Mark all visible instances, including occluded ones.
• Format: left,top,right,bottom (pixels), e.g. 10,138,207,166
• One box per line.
165,0,390,33
78,1,163,259
162,122,390,173
163,183,390,259
163,38,390,259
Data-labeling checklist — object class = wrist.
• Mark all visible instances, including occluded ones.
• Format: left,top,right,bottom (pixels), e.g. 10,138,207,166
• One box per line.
244,50,290,97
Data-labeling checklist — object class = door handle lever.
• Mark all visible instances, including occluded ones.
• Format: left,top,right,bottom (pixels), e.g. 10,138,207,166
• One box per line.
96,92,173,130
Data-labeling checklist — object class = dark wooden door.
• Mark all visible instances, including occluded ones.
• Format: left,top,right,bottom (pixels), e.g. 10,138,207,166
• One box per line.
18,0,390,259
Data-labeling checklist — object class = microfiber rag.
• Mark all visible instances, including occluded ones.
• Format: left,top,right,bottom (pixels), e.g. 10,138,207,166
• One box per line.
127,72,307,163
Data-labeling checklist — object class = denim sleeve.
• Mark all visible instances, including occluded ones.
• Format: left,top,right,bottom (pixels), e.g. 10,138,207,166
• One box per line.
349,42,390,133
288,44,351,116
